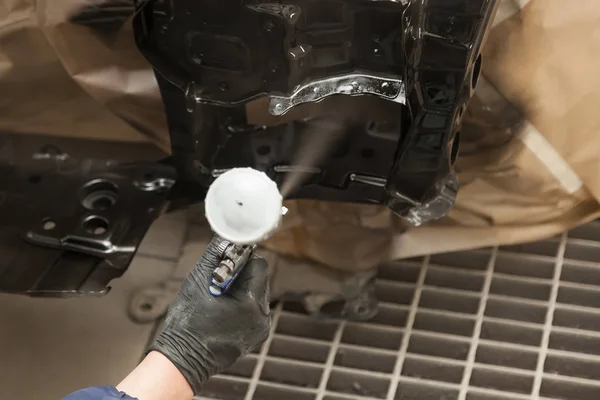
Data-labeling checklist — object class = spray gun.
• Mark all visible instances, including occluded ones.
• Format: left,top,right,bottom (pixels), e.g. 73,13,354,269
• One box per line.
204,168,286,296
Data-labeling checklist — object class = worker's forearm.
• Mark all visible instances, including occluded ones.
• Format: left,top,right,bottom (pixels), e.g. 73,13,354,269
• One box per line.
117,351,194,400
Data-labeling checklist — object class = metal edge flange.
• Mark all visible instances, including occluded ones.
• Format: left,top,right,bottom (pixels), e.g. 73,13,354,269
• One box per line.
268,73,406,116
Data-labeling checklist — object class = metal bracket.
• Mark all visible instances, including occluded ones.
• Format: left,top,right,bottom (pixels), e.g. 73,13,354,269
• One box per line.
246,3,302,24
389,172,459,227
349,173,387,188
25,230,137,258
23,167,176,258
134,177,175,192
268,73,406,116
0,152,176,296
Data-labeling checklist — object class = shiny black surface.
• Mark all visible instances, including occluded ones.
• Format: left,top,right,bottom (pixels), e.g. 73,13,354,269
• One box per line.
134,0,498,211
135,0,406,104
387,0,497,214
0,155,174,296
0,0,498,297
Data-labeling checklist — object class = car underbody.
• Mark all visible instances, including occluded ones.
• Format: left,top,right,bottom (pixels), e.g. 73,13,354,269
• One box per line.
0,0,498,297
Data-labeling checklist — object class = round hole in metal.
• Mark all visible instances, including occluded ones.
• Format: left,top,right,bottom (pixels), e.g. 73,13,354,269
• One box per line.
83,216,109,236
42,219,56,231
79,180,118,211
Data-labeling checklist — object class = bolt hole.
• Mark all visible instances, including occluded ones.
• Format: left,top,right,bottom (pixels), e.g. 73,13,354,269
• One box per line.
450,132,460,166
472,54,482,89
140,303,153,311
79,180,119,211
29,175,41,184
83,216,109,236
257,145,271,156
92,197,113,211
361,148,375,159
42,219,56,231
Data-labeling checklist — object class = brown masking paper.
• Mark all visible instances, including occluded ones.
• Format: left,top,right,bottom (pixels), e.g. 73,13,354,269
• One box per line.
0,1,169,150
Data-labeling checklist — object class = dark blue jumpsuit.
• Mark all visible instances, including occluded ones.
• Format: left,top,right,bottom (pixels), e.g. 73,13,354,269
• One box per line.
62,386,137,399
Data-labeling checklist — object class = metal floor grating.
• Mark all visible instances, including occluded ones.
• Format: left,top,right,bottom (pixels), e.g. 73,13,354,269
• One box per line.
198,221,600,400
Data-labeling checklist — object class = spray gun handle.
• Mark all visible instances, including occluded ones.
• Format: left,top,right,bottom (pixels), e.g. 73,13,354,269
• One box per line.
209,235,257,296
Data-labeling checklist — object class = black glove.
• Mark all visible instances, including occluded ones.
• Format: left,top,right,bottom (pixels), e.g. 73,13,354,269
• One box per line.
149,236,271,395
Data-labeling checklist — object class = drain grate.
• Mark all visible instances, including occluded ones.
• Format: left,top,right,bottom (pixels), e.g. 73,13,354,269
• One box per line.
199,221,600,400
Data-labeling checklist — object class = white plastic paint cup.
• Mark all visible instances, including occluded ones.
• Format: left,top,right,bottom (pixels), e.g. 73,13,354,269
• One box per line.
205,168,284,245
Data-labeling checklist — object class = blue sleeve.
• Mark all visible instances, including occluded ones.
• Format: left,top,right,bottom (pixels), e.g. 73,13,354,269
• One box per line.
62,386,138,400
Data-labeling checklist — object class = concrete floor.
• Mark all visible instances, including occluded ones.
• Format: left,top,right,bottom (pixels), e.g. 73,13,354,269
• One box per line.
0,211,189,399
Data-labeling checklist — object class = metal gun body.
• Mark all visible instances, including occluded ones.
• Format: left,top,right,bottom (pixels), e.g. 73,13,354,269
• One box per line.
209,238,256,296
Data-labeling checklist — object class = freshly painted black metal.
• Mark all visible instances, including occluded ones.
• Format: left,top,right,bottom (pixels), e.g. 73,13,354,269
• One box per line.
387,0,497,215
0,1,498,297
134,0,498,211
0,156,175,296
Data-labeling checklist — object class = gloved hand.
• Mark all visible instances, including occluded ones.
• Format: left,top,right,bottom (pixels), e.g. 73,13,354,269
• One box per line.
149,236,271,395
